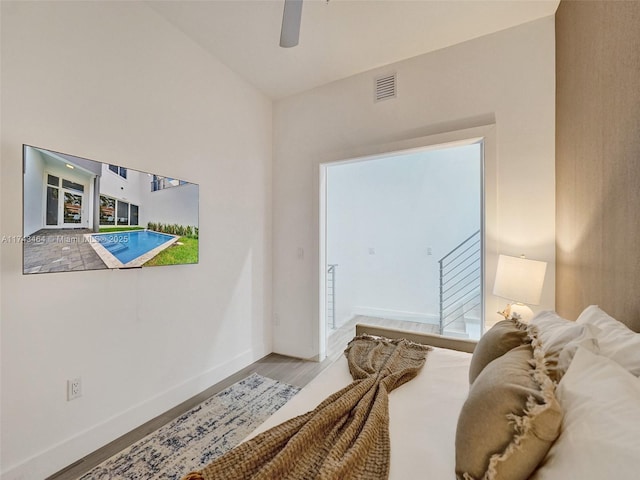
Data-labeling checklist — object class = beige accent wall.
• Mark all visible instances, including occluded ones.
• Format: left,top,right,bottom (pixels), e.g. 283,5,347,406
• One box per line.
555,0,640,331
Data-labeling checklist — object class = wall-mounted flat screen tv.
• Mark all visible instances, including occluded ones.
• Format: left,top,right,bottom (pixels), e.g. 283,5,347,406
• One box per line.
23,145,199,274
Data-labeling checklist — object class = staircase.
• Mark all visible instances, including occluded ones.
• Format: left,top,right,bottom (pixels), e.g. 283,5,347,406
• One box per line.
327,264,338,330
438,230,481,336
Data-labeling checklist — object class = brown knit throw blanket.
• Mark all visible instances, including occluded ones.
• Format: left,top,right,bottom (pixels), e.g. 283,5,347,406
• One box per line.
182,335,431,480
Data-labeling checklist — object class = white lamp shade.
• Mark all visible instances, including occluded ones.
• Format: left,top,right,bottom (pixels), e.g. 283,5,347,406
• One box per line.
493,254,547,305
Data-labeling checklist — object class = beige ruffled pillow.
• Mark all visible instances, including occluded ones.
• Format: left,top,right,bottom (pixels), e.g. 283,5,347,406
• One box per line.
455,334,563,480
468,319,530,384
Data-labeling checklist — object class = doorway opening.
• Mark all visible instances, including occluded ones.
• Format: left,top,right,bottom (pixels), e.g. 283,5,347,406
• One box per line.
320,139,484,358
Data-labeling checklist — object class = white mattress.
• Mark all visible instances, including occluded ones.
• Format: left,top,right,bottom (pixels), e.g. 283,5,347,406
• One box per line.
248,346,472,479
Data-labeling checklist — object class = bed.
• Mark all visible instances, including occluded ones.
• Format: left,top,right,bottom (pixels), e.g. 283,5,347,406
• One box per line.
248,330,473,479
184,307,640,480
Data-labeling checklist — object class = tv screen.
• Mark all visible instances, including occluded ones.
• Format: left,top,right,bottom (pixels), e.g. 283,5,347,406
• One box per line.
23,145,199,274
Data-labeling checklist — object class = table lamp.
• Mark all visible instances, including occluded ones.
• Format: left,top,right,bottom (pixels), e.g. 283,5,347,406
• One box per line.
493,254,547,322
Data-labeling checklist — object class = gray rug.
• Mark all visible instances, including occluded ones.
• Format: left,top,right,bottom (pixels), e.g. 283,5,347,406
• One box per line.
78,373,300,480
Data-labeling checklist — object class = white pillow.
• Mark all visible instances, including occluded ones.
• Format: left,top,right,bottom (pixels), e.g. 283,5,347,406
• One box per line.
531,347,640,479
576,305,640,376
529,311,600,379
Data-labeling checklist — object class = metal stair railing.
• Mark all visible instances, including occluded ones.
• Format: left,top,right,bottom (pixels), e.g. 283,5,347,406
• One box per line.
327,264,338,330
439,230,481,335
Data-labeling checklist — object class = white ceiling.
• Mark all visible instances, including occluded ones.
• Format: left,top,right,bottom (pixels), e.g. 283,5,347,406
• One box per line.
149,0,559,100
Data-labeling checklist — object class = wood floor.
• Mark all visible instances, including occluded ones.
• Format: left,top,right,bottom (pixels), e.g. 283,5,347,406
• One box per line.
47,316,436,480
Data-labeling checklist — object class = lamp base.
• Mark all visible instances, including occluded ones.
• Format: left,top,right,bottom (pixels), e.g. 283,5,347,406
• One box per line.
497,303,535,323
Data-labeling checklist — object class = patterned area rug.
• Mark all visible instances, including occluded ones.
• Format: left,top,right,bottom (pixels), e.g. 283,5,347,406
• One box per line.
78,373,300,480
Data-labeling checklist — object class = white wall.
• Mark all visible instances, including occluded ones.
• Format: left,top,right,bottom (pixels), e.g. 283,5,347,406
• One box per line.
100,164,147,212
327,144,481,327
0,2,272,479
272,17,556,359
140,183,200,229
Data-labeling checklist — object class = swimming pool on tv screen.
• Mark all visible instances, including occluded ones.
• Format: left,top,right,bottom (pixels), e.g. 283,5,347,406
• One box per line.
92,231,174,264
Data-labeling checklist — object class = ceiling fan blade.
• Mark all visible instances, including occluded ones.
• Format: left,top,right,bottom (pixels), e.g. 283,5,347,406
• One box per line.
280,0,303,48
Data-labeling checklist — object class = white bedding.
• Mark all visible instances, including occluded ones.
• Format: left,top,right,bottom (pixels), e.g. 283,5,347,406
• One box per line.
248,346,472,479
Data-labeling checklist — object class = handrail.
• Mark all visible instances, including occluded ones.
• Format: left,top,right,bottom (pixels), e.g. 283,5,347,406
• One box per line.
440,239,481,272
439,230,481,335
439,230,481,264
327,264,338,330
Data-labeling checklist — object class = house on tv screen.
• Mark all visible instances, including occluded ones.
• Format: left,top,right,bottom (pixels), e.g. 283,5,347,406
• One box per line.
23,145,198,236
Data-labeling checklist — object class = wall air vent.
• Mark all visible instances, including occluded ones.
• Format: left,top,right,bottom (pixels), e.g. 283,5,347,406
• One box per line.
374,73,397,102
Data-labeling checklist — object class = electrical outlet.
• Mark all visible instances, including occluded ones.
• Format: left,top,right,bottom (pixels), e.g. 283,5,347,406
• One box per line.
67,377,82,401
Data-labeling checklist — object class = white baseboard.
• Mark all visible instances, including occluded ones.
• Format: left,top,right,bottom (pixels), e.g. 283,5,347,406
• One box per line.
1,349,259,480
